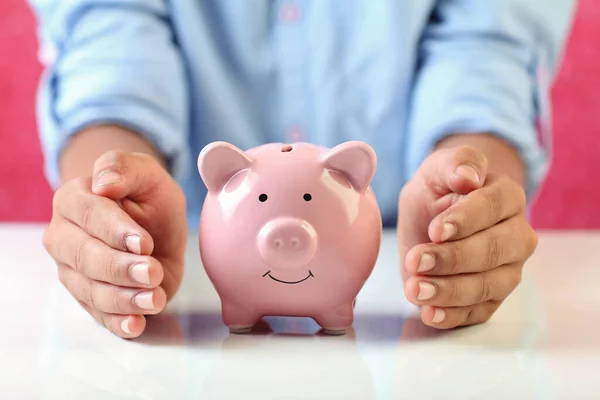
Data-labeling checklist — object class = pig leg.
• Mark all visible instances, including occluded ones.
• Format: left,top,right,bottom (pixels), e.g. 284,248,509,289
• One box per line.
314,302,354,335
221,302,260,334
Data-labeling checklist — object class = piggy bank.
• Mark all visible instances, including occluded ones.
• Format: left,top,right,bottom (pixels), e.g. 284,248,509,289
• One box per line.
197,141,382,335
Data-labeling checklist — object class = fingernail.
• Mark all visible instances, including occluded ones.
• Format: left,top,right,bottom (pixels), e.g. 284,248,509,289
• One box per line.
417,281,436,300
121,316,132,333
126,235,141,255
432,308,446,323
130,262,150,285
95,170,122,187
134,291,154,310
455,164,479,183
440,222,456,242
417,253,436,273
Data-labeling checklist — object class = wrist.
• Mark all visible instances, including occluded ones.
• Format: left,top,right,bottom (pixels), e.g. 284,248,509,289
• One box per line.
433,133,525,187
59,124,168,183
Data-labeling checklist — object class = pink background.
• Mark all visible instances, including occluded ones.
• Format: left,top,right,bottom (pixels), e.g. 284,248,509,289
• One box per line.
0,0,598,228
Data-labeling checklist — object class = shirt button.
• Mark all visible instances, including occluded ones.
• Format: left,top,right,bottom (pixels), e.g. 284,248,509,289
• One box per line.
38,42,58,65
287,126,304,142
280,3,300,23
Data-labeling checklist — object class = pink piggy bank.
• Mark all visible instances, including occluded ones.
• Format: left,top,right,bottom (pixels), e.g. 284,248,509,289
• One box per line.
197,141,382,335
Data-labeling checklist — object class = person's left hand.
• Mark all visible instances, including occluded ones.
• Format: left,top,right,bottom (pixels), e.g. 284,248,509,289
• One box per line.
397,145,538,329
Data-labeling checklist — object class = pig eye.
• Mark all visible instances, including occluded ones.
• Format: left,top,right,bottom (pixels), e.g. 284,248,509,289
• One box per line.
259,193,268,202
303,193,312,202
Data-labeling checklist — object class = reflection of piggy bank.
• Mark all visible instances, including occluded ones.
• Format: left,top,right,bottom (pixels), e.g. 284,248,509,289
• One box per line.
199,323,377,400
197,141,382,335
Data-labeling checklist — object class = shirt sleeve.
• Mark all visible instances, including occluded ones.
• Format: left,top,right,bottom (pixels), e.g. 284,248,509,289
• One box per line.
27,0,190,189
405,0,576,200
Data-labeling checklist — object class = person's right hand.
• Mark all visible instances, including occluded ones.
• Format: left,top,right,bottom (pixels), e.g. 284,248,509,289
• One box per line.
43,151,188,338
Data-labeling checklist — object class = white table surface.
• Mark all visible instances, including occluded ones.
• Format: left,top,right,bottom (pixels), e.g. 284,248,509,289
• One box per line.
1,223,599,399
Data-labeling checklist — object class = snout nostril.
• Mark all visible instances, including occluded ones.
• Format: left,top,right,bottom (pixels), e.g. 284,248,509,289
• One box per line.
258,217,318,269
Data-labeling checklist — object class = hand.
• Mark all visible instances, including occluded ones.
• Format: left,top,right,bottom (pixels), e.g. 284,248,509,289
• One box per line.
43,151,187,338
397,145,538,329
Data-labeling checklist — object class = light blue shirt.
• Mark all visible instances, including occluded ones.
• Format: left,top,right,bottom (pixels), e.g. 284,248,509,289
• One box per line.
28,0,575,228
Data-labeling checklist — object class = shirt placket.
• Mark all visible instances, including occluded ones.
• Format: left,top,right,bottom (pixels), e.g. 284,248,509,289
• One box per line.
275,1,308,143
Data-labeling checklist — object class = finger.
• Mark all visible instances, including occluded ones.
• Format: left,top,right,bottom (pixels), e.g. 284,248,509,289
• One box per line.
428,174,526,242
419,302,501,329
397,184,463,283
91,150,172,202
80,300,147,338
397,182,436,259
404,263,523,307
53,178,154,255
416,145,488,196
58,265,167,315
45,220,164,288
405,216,538,275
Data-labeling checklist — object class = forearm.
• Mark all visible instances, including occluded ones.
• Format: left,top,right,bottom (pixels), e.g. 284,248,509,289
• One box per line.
406,1,575,199
434,133,525,188
59,125,167,183
28,0,189,189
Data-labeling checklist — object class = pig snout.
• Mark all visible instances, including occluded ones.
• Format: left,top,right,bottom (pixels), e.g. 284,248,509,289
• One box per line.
257,217,318,269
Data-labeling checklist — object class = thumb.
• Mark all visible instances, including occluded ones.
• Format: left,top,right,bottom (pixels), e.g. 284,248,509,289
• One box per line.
397,145,488,281
416,145,488,196
91,150,172,202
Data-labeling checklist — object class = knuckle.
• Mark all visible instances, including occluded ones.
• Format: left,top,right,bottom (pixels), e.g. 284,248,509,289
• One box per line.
52,183,74,213
476,274,493,302
485,233,503,268
461,307,475,326
98,313,111,330
485,189,503,222
82,280,97,309
72,176,92,191
79,195,96,232
42,226,54,252
53,179,90,213
51,187,64,213
446,280,462,305
109,286,123,311
73,236,88,273
499,174,527,209
513,182,527,207
473,311,492,326
57,267,69,287
526,226,539,255
511,272,523,291
507,266,523,290
105,253,124,283
479,301,501,324
447,243,465,274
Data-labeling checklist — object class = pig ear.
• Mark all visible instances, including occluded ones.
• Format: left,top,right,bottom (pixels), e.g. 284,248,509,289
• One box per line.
198,141,252,193
321,141,377,193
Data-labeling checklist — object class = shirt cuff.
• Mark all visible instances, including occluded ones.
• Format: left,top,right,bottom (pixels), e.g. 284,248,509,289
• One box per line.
405,50,552,202
35,68,190,190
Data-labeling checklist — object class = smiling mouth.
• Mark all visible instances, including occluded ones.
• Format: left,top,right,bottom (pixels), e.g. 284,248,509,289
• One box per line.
262,270,314,284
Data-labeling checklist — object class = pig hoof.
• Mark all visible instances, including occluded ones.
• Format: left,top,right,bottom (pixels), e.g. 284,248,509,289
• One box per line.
323,328,346,336
229,326,253,334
